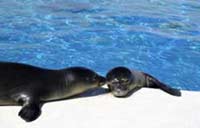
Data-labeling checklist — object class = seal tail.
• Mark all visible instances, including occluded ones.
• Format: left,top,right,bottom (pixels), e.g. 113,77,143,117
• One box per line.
143,73,181,97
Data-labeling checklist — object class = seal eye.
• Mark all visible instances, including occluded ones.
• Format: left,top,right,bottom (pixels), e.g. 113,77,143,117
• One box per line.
92,75,97,81
86,77,90,81
121,78,129,83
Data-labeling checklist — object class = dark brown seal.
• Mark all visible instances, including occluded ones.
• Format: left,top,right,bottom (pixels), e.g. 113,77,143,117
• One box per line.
0,62,105,122
106,66,181,97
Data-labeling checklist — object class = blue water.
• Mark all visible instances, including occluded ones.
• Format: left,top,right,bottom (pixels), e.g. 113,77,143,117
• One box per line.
0,0,199,90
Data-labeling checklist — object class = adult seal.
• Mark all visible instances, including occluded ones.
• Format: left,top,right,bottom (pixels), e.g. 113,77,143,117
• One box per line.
0,62,106,122
106,66,181,97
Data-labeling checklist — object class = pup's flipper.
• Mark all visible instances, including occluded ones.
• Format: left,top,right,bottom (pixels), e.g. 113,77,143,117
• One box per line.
143,73,181,97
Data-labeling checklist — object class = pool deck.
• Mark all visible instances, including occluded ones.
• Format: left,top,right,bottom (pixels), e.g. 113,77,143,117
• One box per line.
0,88,200,128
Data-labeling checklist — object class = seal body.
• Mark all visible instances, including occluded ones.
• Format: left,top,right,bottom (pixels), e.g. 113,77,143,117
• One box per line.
106,66,181,97
0,62,106,122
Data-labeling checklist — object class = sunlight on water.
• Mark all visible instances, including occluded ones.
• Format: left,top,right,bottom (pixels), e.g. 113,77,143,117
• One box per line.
0,0,199,90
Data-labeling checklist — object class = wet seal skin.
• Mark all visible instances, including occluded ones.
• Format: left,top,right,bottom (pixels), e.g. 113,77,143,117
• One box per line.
0,62,106,122
106,66,181,97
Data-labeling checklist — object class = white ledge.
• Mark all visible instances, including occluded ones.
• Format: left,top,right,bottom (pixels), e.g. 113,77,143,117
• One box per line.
0,88,200,128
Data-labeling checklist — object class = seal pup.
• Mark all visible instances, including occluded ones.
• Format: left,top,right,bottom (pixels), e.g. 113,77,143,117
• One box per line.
106,66,181,97
0,62,106,122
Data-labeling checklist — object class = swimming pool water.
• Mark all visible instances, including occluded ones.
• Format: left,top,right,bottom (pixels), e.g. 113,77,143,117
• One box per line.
0,0,199,90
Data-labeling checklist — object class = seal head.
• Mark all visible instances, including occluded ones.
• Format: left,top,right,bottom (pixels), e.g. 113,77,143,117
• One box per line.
106,67,133,97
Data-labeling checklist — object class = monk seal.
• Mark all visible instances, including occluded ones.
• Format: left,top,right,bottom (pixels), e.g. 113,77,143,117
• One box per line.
0,62,106,122
106,66,181,97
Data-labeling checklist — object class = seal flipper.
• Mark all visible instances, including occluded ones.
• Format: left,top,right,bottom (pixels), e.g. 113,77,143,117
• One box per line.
144,73,181,97
19,103,41,122
17,95,41,122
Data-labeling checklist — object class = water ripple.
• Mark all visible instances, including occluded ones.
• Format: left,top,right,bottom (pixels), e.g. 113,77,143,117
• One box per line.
0,0,199,90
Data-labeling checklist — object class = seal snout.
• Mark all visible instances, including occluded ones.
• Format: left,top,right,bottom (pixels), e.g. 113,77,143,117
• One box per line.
98,76,106,86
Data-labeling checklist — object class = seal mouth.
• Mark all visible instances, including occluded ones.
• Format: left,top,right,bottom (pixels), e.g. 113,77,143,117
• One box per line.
109,82,129,97
112,89,129,97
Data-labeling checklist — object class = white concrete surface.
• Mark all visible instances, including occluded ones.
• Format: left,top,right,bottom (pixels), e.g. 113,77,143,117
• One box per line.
0,88,200,128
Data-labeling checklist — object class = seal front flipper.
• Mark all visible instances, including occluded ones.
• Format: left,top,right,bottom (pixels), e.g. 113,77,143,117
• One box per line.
144,73,182,97
19,103,41,122
17,95,41,122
